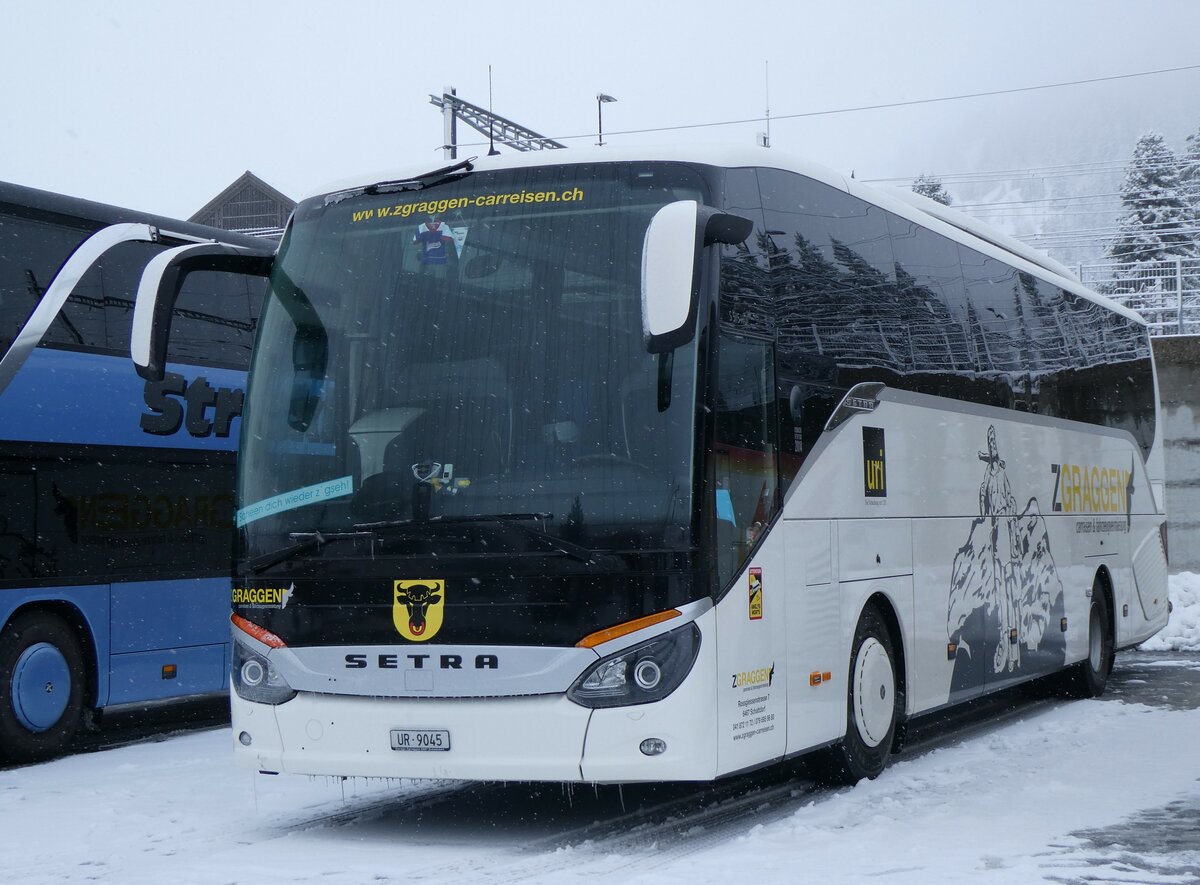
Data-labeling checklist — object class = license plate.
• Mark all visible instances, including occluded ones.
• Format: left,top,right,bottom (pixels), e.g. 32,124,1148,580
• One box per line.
390,728,450,751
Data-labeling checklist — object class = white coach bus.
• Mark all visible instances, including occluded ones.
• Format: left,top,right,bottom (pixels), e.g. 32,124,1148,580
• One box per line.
129,146,1169,784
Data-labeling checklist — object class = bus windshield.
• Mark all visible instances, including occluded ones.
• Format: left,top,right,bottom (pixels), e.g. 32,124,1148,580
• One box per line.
237,162,708,566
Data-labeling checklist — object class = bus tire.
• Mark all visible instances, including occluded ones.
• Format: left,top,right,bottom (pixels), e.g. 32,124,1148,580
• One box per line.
1060,579,1113,699
814,604,900,785
0,611,88,763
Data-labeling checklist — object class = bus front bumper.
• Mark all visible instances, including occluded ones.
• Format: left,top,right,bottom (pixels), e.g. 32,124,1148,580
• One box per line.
231,664,717,783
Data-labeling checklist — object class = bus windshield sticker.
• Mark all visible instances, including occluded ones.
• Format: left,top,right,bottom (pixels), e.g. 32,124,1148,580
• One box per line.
393,579,446,642
232,583,295,609
716,489,736,525
235,476,354,527
412,220,468,263
349,187,586,225
749,567,763,620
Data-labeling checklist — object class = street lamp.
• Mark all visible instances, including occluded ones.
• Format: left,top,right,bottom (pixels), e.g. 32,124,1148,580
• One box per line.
596,93,617,146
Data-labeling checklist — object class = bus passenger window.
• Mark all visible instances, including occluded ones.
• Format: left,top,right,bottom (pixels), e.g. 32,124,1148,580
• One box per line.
714,332,778,589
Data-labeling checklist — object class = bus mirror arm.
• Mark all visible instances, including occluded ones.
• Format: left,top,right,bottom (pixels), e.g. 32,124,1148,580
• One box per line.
699,207,754,247
641,202,752,355
132,244,274,382
0,222,228,399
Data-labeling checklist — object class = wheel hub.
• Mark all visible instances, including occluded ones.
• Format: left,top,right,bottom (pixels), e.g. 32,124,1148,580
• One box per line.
1088,604,1104,671
853,637,894,748
11,642,71,732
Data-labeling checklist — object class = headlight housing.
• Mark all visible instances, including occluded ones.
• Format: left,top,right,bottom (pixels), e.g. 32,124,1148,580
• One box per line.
231,637,297,705
567,622,700,708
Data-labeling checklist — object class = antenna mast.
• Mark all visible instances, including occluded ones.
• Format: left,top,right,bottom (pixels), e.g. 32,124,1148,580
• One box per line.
757,61,771,148
487,65,500,156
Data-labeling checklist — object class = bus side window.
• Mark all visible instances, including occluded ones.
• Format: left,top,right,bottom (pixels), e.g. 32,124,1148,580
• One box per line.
0,213,96,352
714,331,778,590
168,270,259,371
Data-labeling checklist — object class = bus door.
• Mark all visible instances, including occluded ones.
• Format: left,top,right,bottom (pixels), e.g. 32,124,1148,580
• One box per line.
712,330,788,772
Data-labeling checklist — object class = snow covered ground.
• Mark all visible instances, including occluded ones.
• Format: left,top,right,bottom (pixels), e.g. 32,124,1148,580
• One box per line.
1,576,1197,885
1142,571,1200,652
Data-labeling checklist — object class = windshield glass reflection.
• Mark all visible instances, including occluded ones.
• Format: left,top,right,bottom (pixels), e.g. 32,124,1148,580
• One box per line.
238,163,707,564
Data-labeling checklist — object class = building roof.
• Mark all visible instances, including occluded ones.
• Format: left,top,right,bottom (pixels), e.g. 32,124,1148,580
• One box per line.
189,170,295,236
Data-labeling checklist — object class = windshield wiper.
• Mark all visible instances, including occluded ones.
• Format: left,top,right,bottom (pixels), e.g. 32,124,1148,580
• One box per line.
500,518,596,564
325,158,476,205
244,530,377,575
352,512,597,564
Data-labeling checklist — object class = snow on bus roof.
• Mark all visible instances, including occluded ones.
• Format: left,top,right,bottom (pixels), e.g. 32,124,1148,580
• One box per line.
308,144,1145,329
307,144,847,201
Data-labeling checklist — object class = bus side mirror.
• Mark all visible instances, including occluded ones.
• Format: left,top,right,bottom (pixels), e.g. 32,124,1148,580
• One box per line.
641,201,753,354
132,244,274,382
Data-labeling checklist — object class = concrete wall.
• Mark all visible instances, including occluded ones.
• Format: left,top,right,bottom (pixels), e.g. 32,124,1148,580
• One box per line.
1152,336,1200,571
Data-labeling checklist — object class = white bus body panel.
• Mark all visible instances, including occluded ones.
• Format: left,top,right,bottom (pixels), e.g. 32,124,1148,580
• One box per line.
234,608,724,783
233,389,1167,782
580,608,719,782
782,520,844,754
771,389,1167,722
233,690,592,781
712,534,788,776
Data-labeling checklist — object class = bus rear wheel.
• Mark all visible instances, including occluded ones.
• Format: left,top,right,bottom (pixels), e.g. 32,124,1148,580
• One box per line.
812,604,900,785
0,611,87,763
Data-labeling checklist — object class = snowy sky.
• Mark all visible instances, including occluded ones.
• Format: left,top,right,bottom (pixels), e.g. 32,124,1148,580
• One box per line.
4,0,1200,219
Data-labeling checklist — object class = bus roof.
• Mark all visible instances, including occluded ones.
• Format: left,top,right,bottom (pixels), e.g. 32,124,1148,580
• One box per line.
0,179,270,250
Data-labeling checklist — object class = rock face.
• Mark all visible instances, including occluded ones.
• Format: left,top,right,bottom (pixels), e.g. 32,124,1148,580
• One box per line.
1152,335,1200,571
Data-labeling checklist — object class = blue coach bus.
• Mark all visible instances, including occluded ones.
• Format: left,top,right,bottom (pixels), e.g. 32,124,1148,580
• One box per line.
0,180,266,762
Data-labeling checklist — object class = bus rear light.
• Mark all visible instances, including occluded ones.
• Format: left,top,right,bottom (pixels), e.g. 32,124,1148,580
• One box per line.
1161,521,1170,564
232,613,286,649
575,609,681,649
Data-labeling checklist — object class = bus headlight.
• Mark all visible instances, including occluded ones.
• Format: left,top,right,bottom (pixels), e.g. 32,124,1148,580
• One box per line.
231,638,296,705
567,623,700,708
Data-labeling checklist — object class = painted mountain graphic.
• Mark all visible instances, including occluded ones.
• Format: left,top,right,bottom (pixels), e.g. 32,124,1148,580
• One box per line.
947,426,1065,692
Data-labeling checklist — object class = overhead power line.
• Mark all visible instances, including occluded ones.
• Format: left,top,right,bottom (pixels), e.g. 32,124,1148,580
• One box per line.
452,62,1200,148
954,193,1125,210
868,156,1200,186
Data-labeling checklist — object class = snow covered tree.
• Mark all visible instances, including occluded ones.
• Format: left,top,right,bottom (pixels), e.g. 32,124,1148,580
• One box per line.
1180,124,1200,241
1107,133,1195,291
912,174,952,206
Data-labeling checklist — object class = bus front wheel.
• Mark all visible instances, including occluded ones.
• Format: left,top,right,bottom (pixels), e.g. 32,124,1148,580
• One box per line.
0,611,87,763
813,604,900,785
1060,579,1114,699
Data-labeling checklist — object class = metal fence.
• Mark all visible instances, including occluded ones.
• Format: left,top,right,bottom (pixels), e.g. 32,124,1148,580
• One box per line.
1079,257,1200,336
